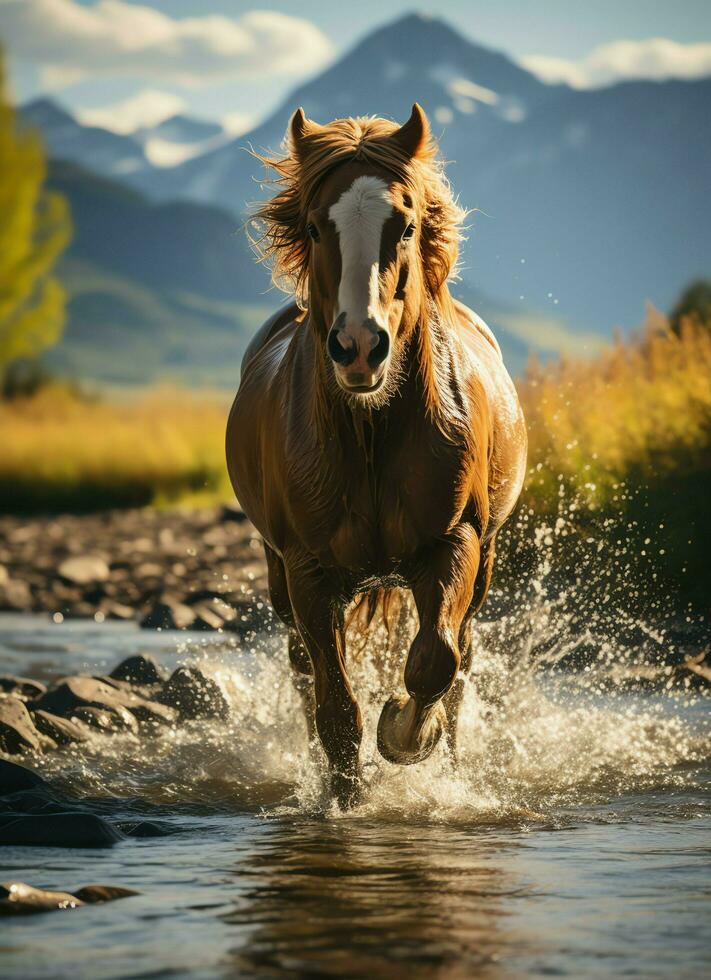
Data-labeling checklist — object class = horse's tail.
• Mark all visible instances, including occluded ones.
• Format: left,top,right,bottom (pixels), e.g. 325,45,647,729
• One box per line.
346,588,406,659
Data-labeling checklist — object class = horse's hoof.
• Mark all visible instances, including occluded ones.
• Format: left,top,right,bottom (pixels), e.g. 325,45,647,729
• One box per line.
377,695,445,765
330,769,361,810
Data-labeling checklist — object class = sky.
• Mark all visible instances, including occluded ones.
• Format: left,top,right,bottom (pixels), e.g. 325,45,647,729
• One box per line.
1,0,710,135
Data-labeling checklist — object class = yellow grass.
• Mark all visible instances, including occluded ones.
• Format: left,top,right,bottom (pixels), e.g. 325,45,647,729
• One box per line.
0,384,233,511
2,312,709,531
519,312,711,509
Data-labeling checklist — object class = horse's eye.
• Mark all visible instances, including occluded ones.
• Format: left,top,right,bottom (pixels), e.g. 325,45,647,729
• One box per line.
401,223,416,242
307,222,320,242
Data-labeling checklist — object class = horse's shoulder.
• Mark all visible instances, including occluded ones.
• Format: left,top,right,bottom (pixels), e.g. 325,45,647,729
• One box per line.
241,300,303,374
452,299,502,359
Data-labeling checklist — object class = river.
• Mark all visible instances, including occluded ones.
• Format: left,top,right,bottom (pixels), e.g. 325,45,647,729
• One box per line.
0,609,709,978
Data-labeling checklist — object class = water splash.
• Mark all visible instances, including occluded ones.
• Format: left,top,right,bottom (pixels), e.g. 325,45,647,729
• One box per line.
31,504,710,825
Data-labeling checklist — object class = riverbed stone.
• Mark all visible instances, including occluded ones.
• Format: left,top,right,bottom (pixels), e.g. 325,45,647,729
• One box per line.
190,601,233,631
31,709,89,746
72,705,138,734
0,759,46,794
220,502,248,523
0,880,137,914
0,881,85,913
57,555,110,585
158,666,229,720
109,654,168,686
0,675,47,700
0,578,32,612
30,675,175,731
73,884,138,903
0,812,124,848
0,697,41,755
140,598,196,630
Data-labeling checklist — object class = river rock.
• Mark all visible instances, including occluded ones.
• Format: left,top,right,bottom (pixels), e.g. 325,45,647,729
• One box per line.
0,697,41,754
31,709,89,746
140,598,196,630
220,503,248,523
72,705,138,734
190,601,234,631
0,578,32,612
109,654,167,686
158,666,229,720
73,884,137,903
57,555,110,585
30,675,175,731
0,881,85,914
0,812,124,848
0,880,136,915
0,675,47,700
0,759,46,794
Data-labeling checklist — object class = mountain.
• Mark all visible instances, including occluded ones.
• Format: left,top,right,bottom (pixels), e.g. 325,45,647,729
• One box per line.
20,98,153,180
145,13,558,211
22,13,711,380
47,160,260,302
132,114,224,147
41,162,274,385
47,258,270,387
131,114,231,168
131,13,711,338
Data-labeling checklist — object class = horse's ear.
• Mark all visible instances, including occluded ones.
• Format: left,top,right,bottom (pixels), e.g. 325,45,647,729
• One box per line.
391,103,430,159
288,107,322,159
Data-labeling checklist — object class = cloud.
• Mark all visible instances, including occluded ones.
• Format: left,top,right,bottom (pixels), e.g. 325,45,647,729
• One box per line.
0,0,333,87
222,111,256,137
521,38,711,89
77,90,186,133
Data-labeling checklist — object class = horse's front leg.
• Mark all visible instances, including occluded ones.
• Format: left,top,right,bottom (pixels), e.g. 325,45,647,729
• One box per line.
285,558,363,808
377,524,480,765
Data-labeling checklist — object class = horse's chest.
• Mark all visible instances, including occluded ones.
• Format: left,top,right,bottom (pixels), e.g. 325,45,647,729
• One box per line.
326,450,466,577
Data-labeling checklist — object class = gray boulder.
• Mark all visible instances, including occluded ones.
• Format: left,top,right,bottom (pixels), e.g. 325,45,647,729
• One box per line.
0,812,124,848
31,710,89,746
0,697,41,754
57,555,110,585
0,880,136,914
30,675,177,732
0,676,47,700
159,666,229,720
109,654,167,686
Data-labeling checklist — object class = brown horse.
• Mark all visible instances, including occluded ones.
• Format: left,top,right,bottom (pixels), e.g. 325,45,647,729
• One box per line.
226,104,527,807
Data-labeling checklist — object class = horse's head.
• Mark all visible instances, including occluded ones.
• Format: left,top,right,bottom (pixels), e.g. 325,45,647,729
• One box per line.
293,105,429,396
253,104,465,404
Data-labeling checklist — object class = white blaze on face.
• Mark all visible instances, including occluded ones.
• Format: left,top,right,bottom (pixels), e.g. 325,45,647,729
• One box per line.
329,176,393,326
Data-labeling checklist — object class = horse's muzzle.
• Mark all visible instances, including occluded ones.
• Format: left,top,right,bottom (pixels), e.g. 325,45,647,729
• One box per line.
327,315,390,392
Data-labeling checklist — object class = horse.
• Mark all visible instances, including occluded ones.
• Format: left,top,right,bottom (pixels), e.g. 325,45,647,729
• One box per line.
226,103,527,808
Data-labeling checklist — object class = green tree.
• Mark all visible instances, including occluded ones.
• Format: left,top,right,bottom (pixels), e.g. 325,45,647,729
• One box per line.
670,279,711,335
0,52,71,380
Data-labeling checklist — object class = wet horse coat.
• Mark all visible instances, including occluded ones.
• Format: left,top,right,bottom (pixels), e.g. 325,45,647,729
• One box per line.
227,105,527,806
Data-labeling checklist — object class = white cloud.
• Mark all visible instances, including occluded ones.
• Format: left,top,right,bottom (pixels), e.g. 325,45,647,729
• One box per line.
522,38,711,89
0,0,333,87
77,90,185,133
222,111,255,137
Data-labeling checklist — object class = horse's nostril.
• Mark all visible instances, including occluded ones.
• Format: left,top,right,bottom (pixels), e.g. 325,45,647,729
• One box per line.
368,330,390,368
327,328,357,366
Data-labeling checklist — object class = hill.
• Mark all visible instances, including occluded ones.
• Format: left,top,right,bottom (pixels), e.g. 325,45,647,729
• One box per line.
47,258,270,387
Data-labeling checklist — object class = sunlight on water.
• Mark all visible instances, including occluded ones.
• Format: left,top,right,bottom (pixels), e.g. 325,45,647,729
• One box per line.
33,507,709,829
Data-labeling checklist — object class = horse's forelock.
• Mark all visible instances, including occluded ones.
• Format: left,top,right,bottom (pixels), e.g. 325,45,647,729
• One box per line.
249,115,466,311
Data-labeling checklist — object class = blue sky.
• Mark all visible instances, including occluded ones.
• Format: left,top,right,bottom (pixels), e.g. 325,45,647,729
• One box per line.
2,0,710,134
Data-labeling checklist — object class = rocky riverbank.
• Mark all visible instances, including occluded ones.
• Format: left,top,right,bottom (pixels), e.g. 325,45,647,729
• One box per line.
0,505,270,633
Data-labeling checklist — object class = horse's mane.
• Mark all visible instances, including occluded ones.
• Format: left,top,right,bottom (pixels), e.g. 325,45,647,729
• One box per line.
249,114,466,312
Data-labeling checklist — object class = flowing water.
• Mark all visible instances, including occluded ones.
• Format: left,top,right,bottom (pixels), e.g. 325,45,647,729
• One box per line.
1,536,710,978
